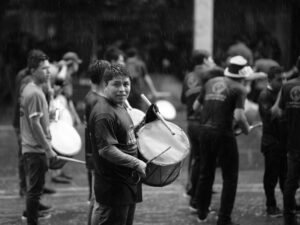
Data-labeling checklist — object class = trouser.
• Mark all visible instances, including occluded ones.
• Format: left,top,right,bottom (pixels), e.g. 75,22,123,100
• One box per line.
15,130,26,193
195,129,238,224
186,121,202,201
91,202,136,225
23,153,48,225
283,152,300,224
87,171,95,225
263,149,287,208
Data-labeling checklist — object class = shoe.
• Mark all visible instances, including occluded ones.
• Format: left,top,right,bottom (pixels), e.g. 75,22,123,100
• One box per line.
21,211,51,221
189,201,198,213
266,206,282,218
43,187,56,194
59,172,73,180
197,212,208,223
39,203,53,213
51,176,71,184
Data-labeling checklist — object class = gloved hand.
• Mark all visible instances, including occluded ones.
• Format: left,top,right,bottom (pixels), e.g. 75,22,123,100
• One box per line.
145,104,159,123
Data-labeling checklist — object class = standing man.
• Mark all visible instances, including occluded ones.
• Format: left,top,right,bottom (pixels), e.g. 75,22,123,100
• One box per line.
193,56,250,225
258,66,287,217
89,64,146,225
180,49,215,204
278,58,300,225
20,49,57,225
84,59,110,202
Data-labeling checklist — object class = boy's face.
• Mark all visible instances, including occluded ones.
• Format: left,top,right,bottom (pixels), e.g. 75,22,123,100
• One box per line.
32,60,50,84
270,73,283,92
104,76,131,105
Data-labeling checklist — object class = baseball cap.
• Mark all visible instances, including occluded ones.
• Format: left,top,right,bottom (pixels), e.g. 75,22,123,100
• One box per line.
62,52,82,64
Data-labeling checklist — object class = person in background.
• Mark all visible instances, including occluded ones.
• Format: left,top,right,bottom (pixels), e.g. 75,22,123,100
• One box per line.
193,56,250,225
277,56,300,225
83,60,110,225
126,47,170,111
20,49,57,224
89,64,146,225
257,66,287,217
103,46,126,66
13,52,57,198
51,51,82,184
180,49,215,206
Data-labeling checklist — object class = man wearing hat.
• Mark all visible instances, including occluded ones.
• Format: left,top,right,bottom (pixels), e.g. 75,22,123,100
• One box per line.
193,55,250,225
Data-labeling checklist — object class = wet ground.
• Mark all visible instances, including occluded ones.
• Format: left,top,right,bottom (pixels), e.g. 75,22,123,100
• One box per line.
0,75,292,225
0,124,293,225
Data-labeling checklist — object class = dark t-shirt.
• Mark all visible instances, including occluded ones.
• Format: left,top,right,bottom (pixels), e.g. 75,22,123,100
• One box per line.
84,91,104,169
258,87,286,151
89,97,142,205
126,57,147,109
198,76,247,135
279,78,300,151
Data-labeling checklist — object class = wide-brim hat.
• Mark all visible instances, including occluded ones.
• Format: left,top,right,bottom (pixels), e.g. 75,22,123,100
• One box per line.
224,55,248,78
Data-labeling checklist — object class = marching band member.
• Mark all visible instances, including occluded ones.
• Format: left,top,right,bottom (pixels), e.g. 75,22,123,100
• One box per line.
20,49,57,224
89,64,146,225
193,56,250,225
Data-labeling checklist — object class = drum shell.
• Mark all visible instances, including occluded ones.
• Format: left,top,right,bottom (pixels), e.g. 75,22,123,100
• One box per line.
136,120,190,187
139,153,185,187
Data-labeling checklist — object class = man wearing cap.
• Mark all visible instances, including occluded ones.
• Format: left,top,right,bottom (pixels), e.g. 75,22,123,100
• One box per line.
193,55,250,225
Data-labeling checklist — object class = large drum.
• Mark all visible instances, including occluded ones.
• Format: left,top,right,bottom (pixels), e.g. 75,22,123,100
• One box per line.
136,120,190,187
49,120,82,169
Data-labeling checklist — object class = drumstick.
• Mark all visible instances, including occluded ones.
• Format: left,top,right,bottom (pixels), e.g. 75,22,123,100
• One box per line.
125,100,133,110
140,94,175,135
56,155,86,165
146,146,171,164
234,122,262,136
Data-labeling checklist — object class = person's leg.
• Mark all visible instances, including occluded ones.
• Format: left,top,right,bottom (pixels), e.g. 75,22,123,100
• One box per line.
24,153,48,225
91,202,134,225
195,130,218,219
15,131,27,196
217,136,238,225
263,151,278,208
283,155,300,224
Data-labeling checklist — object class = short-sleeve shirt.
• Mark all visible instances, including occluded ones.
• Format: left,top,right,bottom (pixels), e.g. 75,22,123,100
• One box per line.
89,97,142,205
258,87,284,149
198,76,247,135
84,91,104,168
20,82,51,154
279,78,300,151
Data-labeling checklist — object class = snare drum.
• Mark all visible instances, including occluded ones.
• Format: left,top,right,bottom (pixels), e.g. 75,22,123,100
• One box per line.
49,120,82,169
136,120,190,187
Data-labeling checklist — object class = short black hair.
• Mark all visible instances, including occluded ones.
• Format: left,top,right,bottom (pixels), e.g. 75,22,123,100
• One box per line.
103,63,131,84
88,60,110,85
191,49,210,68
268,66,283,81
103,47,124,63
27,49,48,70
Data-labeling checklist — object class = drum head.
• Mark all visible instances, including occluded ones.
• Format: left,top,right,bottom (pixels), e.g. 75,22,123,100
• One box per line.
127,108,145,127
49,121,82,157
137,120,189,166
155,100,176,120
